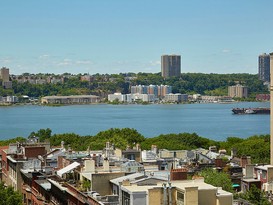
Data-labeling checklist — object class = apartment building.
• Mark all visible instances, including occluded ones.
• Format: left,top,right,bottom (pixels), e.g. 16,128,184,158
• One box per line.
131,85,172,98
161,55,181,78
228,84,248,98
259,53,270,82
0,67,12,89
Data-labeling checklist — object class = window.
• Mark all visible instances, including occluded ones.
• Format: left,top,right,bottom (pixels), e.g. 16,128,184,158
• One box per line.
122,191,130,205
177,191,184,205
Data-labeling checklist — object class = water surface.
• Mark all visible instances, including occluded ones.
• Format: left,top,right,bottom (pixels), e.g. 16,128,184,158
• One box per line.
0,102,269,141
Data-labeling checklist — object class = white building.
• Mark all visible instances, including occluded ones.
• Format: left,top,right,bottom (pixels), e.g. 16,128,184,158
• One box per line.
126,93,155,103
0,96,18,103
108,93,127,102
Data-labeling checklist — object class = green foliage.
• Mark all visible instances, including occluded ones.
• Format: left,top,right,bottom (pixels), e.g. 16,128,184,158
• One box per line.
29,128,52,142
109,98,120,105
0,183,22,205
49,133,84,150
141,132,217,150
82,179,91,192
220,135,270,164
46,128,145,151
200,168,233,192
236,185,270,205
6,72,268,98
89,128,145,150
0,87,14,96
0,137,26,146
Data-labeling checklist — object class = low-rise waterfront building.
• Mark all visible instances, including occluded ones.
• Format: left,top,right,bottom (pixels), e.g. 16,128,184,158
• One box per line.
108,93,126,102
0,95,18,104
41,95,100,104
126,93,155,103
164,93,188,103
256,94,270,101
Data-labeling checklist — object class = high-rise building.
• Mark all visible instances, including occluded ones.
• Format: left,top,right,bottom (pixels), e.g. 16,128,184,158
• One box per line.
270,52,273,164
161,55,181,78
0,67,12,89
0,67,10,82
228,84,248,98
258,53,270,82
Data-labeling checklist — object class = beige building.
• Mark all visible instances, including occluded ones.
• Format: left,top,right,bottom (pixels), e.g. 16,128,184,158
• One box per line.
0,67,12,89
41,95,100,104
161,55,181,78
117,178,233,205
228,84,248,98
0,67,10,82
164,93,188,103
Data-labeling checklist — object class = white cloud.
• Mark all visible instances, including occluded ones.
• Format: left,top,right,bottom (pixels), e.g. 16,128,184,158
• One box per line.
39,54,50,59
148,60,161,66
222,49,231,53
0,57,12,64
76,60,93,65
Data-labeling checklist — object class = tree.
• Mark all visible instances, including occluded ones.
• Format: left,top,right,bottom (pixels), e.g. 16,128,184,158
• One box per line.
199,168,233,192
237,185,271,205
0,183,22,205
28,128,52,142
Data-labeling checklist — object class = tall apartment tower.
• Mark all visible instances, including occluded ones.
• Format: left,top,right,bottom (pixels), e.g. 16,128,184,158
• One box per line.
270,53,273,164
228,84,248,98
0,67,12,89
161,55,181,78
0,67,10,82
258,53,270,82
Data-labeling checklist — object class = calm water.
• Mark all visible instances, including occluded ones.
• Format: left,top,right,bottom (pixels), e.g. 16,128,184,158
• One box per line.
0,102,270,141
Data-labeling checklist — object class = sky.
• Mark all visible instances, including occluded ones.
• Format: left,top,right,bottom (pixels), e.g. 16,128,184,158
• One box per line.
0,0,273,75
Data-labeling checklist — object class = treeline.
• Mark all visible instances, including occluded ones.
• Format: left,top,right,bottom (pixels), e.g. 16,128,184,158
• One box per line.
0,72,268,98
3,128,270,164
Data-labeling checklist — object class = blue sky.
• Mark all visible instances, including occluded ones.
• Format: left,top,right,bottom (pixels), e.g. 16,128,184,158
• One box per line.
0,0,272,75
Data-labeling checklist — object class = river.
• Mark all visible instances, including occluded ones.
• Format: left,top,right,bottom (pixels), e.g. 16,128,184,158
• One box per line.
0,102,270,141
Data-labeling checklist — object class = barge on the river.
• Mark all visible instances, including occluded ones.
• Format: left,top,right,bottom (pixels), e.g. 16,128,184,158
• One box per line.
232,107,270,114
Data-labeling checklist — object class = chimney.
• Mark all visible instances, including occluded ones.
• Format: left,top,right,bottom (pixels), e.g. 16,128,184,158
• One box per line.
231,148,237,158
103,159,110,172
267,167,273,183
84,159,95,172
240,156,249,168
151,145,157,154
170,168,188,180
245,164,254,178
136,143,141,151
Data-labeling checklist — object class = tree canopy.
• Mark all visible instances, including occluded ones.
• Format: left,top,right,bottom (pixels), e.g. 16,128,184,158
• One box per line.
1,73,268,99
0,183,22,205
199,168,233,192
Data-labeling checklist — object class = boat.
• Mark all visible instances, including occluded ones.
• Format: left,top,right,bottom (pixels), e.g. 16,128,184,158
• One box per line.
232,107,270,114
